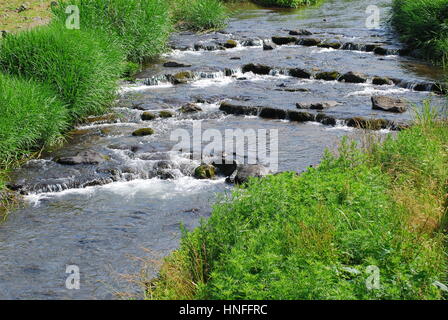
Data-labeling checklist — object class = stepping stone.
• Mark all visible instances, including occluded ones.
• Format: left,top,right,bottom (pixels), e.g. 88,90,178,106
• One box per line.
371,96,408,113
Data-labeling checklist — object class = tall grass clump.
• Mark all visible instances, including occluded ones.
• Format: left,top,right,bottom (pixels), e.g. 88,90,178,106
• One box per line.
170,0,228,31
392,0,448,65
0,73,68,167
52,0,172,62
0,24,124,121
147,113,448,300
252,0,320,8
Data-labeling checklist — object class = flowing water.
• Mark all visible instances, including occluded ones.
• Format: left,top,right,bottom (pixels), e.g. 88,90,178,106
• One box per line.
0,0,446,299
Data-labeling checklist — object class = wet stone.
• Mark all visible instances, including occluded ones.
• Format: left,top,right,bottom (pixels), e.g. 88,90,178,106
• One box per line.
132,128,155,136
54,151,107,165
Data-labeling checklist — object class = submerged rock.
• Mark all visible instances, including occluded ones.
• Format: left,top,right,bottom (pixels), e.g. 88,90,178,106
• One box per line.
194,164,216,179
272,36,298,45
54,151,107,165
315,71,341,81
371,96,408,113
132,128,155,136
296,101,339,110
242,63,272,75
339,72,367,83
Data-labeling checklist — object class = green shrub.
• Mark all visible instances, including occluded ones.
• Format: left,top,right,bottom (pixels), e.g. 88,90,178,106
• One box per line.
148,121,448,300
0,73,68,166
392,0,448,65
0,24,124,121
171,0,228,31
52,0,172,62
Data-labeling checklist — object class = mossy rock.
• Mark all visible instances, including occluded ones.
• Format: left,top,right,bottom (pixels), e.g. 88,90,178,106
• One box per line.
172,71,194,84
132,128,155,136
224,40,238,48
194,165,216,179
315,71,341,81
141,112,156,121
159,111,175,118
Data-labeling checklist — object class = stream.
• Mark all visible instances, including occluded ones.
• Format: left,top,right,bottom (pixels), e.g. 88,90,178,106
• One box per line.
0,0,446,299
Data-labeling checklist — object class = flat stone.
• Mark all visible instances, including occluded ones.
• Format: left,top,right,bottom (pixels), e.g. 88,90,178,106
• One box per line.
219,102,259,116
54,151,107,165
315,71,341,81
289,68,312,79
163,61,192,68
272,36,298,45
242,63,272,75
371,96,408,113
296,101,339,110
339,72,367,83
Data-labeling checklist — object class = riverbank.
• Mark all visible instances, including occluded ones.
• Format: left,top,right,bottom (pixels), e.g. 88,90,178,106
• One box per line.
391,0,448,66
147,108,448,299
0,0,231,214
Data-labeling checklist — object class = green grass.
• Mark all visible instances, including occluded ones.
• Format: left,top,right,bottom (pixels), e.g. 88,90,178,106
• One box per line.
0,73,68,167
51,0,172,63
170,0,229,31
0,24,125,121
391,0,448,66
147,108,448,300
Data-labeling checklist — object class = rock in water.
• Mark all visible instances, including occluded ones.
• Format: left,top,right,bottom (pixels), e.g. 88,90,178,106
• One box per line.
296,101,339,110
163,61,192,68
194,165,216,179
242,63,272,75
339,72,367,83
299,38,321,46
159,111,175,118
234,165,270,184
211,154,238,177
263,40,277,51
141,112,156,121
180,103,203,113
371,96,408,113
315,71,341,81
132,128,155,136
219,102,259,116
55,151,107,165
289,68,312,79
224,40,238,48
271,36,298,45
372,77,394,85
289,29,313,36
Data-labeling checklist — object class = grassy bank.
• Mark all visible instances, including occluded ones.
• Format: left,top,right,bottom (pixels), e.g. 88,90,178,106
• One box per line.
391,0,448,66
0,0,231,211
147,108,448,300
